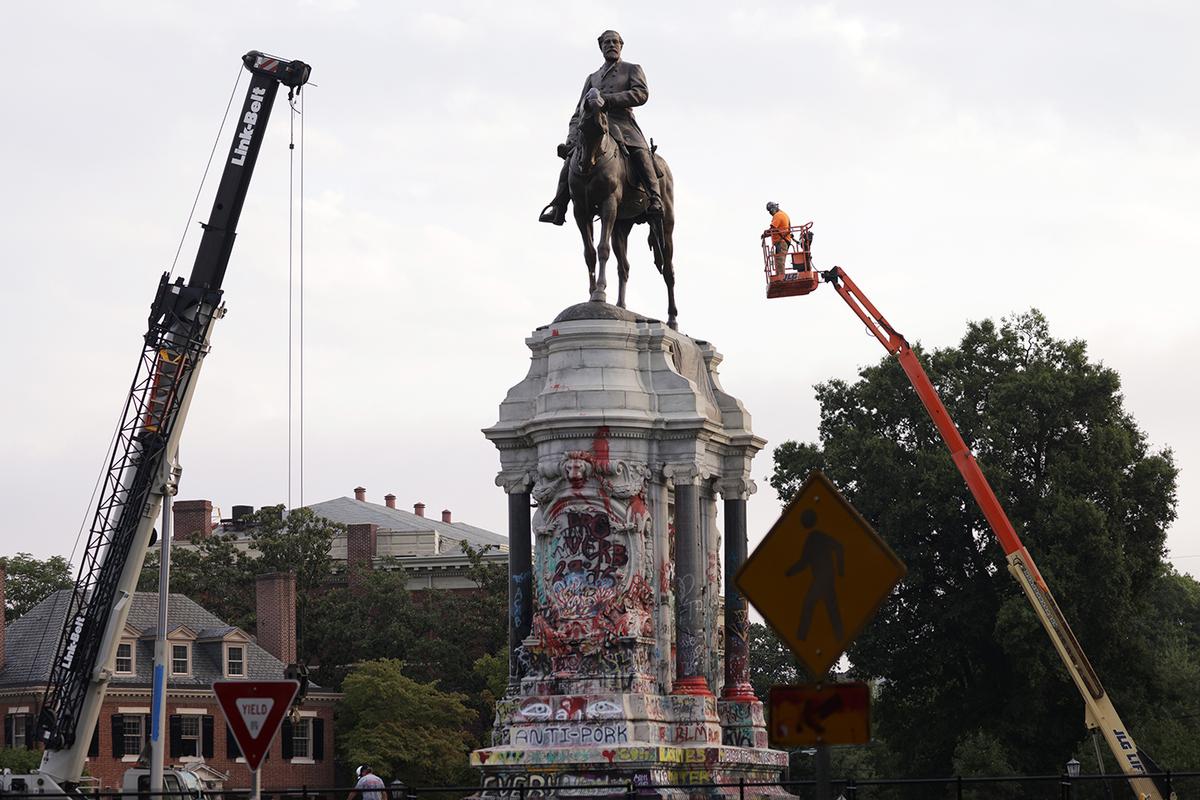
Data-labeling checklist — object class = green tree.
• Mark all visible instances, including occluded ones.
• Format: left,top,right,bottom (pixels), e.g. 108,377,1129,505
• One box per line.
337,659,477,787
250,506,338,593
404,544,507,731
1,553,72,620
770,310,1184,778
138,533,257,631
0,747,41,773
250,505,340,654
952,730,1019,799
747,621,800,701
304,559,418,687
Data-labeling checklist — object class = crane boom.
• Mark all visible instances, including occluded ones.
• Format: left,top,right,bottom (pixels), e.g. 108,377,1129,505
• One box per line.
33,51,310,788
817,266,1168,800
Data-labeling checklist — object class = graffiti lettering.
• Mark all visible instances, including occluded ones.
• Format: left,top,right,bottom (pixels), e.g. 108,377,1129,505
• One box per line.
511,724,630,746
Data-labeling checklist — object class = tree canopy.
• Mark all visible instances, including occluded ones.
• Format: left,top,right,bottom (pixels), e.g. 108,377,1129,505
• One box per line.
1,552,72,620
337,658,477,787
768,310,1195,776
139,532,257,631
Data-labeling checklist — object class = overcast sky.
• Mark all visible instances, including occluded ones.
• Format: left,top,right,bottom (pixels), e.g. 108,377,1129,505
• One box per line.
3,2,1197,584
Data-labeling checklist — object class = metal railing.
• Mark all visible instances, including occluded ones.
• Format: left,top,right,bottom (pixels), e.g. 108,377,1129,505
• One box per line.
3,772,1197,800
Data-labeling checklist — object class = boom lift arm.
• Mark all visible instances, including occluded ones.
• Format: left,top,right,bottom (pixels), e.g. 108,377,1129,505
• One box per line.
31,51,310,790
814,265,1168,800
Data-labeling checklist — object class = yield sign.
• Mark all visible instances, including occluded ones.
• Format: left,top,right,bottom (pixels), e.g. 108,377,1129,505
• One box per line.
213,680,299,771
737,470,906,680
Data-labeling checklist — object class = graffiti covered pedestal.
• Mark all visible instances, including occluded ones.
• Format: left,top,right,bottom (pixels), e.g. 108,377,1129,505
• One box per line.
476,304,787,797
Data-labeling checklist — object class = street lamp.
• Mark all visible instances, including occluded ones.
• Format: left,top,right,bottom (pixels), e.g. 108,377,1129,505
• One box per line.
1061,758,1082,800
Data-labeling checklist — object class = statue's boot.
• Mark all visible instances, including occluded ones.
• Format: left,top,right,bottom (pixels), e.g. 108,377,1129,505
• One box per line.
538,162,571,225
631,147,664,215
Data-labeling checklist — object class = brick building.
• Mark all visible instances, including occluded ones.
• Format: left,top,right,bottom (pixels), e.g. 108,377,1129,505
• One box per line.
0,572,337,791
167,488,508,590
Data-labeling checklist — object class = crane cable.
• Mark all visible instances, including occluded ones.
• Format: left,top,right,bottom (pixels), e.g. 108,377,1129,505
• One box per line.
288,89,306,510
32,65,247,687
169,64,245,278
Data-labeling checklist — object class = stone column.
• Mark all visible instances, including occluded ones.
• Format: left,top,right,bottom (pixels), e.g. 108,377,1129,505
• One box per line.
507,489,532,687
672,474,710,695
722,494,756,701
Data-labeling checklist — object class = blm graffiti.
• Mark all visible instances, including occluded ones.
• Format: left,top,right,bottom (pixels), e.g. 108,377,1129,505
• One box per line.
551,511,628,591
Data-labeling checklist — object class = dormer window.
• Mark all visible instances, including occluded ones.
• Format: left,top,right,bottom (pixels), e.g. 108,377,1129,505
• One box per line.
226,645,245,677
171,644,190,676
115,642,134,674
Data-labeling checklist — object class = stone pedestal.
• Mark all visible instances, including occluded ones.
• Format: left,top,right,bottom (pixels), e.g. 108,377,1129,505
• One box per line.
475,304,786,798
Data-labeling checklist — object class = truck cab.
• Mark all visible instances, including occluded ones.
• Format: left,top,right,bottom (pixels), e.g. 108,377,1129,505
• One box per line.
126,767,204,800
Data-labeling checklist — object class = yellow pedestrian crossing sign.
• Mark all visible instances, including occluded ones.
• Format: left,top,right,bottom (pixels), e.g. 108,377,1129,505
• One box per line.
736,470,906,679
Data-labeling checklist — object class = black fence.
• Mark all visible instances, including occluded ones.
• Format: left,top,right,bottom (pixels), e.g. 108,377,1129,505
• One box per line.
3,774,1199,799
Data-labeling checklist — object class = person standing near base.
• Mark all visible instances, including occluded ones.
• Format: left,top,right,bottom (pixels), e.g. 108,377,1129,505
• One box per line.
349,765,386,800
766,201,792,276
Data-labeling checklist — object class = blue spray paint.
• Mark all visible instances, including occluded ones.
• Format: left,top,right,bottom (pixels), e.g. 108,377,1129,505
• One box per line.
151,664,164,742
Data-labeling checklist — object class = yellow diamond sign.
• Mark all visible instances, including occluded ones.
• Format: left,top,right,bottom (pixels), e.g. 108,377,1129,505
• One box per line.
737,470,906,679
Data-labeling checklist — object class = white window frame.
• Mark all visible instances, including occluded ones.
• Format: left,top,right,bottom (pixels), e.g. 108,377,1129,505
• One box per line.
179,713,202,759
290,716,312,762
170,643,190,676
8,712,29,749
115,641,135,674
224,643,246,677
122,715,144,758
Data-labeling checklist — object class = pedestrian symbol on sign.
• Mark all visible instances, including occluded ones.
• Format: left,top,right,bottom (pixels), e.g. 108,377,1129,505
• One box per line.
736,470,906,679
786,509,845,642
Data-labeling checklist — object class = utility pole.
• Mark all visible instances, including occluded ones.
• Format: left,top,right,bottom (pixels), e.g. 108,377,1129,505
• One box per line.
150,461,177,792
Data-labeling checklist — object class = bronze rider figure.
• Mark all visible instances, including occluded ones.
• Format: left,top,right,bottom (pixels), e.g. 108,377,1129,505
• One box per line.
538,30,664,226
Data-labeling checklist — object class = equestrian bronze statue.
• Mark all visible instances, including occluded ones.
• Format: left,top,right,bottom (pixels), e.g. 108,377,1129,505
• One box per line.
539,30,677,330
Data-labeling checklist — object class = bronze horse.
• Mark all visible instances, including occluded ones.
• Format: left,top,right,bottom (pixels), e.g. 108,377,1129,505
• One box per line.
569,88,677,329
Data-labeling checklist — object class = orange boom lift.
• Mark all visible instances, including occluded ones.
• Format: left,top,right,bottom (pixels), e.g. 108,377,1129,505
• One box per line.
761,222,1173,800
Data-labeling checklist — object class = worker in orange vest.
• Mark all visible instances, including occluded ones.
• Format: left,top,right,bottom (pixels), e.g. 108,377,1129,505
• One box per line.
766,201,792,276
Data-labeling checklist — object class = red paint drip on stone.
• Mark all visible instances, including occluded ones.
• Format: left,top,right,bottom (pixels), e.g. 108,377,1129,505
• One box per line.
593,426,611,472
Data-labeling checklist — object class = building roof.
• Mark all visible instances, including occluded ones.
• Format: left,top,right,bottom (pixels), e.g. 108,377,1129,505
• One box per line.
0,591,328,693
306,496,508,552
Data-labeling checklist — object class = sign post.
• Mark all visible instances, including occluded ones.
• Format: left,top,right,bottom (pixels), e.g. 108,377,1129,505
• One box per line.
214,680,299,800
737,471,906,800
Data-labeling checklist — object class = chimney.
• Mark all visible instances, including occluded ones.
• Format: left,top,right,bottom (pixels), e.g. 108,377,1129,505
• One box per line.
413,502,425,517
354,486,366,502
255,572,297,665
384,494,396,509
232,505,254,522
173,500,213,541
346,523,379,587
0,564,7,672
441,509,452,524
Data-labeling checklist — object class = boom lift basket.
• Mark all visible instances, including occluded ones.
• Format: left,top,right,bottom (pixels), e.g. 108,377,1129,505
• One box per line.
762,222,819,298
